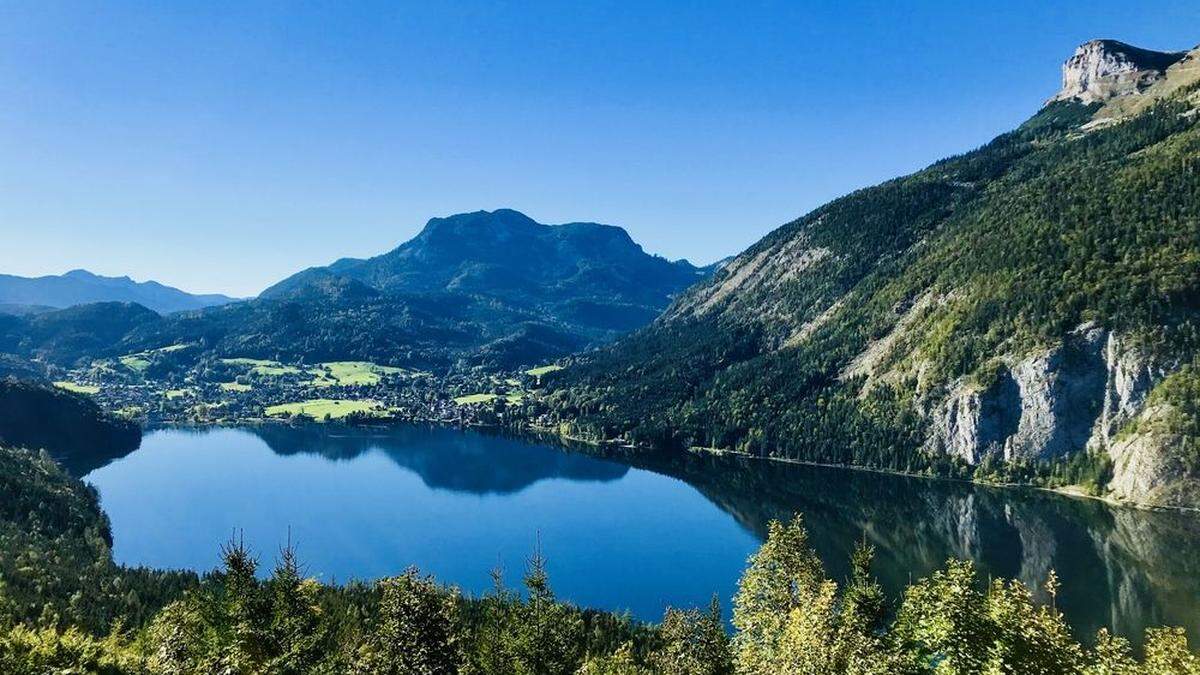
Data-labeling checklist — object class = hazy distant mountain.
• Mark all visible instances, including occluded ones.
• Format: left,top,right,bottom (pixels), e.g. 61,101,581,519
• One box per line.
0,269,238,315
0,303,54,317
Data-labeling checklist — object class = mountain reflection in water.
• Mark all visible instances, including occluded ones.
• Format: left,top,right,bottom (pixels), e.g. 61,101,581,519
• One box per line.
247,424,629,495
601,446,1200,647
82,425,1200,648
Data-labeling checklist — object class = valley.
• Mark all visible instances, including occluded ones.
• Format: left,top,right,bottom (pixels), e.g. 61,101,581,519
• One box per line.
2,23,1200,672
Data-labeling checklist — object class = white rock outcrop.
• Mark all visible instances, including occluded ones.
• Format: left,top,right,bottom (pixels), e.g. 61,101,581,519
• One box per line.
1049,39,1186,105
924,323,1192,505
926,323,1109,463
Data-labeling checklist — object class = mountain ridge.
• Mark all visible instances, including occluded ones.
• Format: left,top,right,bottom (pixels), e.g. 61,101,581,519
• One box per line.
3,210,715,370
0,269,238,315
261,208,705,308
545,38,1200,509
1050,39,1189,104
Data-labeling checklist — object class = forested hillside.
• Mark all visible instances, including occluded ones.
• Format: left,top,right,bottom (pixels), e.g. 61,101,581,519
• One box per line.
546,41,1200,507
0,379,141,474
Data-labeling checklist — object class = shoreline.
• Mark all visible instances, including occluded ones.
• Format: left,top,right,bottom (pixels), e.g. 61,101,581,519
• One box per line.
680,446,1200,515
148,417,1200,516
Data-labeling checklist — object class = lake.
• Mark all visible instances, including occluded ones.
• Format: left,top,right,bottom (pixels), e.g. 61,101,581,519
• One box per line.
83,425,1200,646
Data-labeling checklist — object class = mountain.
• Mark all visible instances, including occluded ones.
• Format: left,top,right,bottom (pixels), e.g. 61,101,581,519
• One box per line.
0,269,238,314
1049,39,1188,105
2,211,713,369
263,208,708,330
0,302,163,366
547,40,1200,508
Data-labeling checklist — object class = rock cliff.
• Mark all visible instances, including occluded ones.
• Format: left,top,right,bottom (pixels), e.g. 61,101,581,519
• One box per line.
925,324,1194,507
1049,39,1187,105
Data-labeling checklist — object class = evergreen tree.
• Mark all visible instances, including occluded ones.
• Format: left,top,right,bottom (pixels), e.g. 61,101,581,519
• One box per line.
265,539,326,674
354,568,463,674
515,543,584,675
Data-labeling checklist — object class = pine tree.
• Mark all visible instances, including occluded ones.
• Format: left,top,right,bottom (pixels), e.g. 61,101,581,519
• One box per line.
265,535,325,673
354,568,463,674
515,541,584,675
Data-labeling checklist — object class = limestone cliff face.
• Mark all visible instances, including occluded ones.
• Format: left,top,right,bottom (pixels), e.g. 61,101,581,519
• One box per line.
924,324,1189,507
1106,403,1197,507
1049,39,1186,105
927,324,1108,463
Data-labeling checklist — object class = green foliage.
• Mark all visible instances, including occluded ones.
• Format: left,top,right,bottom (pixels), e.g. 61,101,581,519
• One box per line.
0,624,145,675
732,516,913,674
353,569,463,674
2,392,1198,673
647,598,732,675
729,515,1200,675
550,91,1200,492
892,560,1086,674
0,446,195,635
512,546,585,674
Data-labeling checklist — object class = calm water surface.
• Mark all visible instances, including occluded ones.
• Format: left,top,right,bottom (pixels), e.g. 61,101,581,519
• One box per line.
83,425,1200,646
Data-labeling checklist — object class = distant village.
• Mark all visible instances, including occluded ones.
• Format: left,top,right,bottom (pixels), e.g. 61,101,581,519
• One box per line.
48,344,567,432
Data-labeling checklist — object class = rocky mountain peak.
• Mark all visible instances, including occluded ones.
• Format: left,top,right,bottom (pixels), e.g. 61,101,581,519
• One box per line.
1049,39,1187,105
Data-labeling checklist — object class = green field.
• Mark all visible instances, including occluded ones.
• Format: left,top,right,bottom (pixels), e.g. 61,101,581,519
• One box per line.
253,363,304,376
220,358,276,367
53,381,100,395
453,392,526,405
164,388,192,399
220,358,305,377
119,355,151,372
264,399,385,420
113,344,191,375
309,361,406,387
524,364,564,378
154,343,191,353
453,393,498,405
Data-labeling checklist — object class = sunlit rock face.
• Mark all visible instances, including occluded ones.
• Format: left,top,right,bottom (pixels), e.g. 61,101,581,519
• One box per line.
1049,39,1187,105
921,320,1200,507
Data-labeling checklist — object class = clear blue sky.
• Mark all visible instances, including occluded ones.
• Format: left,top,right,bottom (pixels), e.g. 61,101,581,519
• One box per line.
2,1,1197,296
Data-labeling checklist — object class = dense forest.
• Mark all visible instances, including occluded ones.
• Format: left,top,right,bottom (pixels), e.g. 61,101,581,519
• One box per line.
543,74,1200,503
0,378,142,474
1,440,1197,673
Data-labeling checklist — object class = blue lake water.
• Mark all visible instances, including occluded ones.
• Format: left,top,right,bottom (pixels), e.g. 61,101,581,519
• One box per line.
84,425,1200,646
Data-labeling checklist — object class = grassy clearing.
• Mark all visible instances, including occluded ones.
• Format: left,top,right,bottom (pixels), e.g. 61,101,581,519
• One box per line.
114,344,191,375
220,358,275,367
220,358,305,377
524,364,564,378
155,343,191,353
219,382,252,392
164,388,192,399
222,358,412,384
119,355,151,372
309,361,408,387
453,393,499,405
264,399,385,420
53,381,100,395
